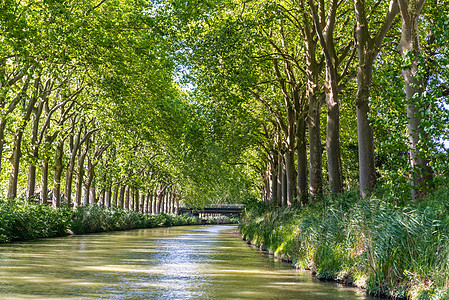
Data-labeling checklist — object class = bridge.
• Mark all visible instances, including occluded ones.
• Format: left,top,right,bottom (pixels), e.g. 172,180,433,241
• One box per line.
180,204,245,218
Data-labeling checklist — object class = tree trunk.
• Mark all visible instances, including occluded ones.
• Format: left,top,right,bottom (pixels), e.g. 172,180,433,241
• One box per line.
7,79,39,198
308,94,323,199
135,189,140,212
40,157,49,204
281,154,287,206
147,190,153,215
297,113,308,205
284,147,296,205
52,140,64,208
271,151,278,204
140,194,145,213
277,151,282,205
354,0,399,198
90,179,97,204
64,126,82,206
7,131,24,199
144,191,149,214
309,0,343,195
84,157,94,205
356,62,377,198
124,185,130,210
26,159,37,200
112,184,118,208
302,13,324,200
325,74,343,194
263,173,269,203
156,185,163,213
118,185,125,209
0,71,30,175
398,0,433,199
0,121,6,175
75,148,88,206
105,186,112,208
26,101,44,200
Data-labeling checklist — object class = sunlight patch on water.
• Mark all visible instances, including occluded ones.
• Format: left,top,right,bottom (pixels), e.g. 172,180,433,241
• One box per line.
0,225,370,299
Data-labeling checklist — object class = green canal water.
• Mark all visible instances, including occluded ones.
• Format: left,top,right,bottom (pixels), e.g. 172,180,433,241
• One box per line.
0,225,370,299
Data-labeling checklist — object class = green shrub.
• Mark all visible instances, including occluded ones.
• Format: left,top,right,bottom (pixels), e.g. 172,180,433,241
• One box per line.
0,199,69,242
0,198,202,243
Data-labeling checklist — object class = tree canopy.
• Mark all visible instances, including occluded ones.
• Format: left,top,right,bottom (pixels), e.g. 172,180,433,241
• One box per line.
0,0,448,208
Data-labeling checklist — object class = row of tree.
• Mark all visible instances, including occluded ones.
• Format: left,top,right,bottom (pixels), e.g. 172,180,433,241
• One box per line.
2,0,448,210
1,0,261,210
0,0,191,212
167,0,449,204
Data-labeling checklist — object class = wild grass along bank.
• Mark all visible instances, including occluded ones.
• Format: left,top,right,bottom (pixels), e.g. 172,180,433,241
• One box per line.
239,185,449,299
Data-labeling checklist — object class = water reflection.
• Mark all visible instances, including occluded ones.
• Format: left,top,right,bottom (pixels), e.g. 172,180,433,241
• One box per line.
0,225,370,299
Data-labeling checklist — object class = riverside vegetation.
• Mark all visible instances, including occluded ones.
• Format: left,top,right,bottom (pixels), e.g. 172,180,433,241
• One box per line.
0,199,237,243
239,182,449,300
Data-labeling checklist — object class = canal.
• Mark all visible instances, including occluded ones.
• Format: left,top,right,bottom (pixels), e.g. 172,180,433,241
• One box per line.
0,225,370,299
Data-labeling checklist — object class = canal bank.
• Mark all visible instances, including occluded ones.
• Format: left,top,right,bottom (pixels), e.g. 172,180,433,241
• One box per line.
239,195,449,300
0,199,234,243
0,225,369,299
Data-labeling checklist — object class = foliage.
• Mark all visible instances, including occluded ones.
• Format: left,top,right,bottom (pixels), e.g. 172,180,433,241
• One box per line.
239,182,449,299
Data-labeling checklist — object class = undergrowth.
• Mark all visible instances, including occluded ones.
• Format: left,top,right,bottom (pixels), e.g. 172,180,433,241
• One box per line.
0,199,199,242
239,183,449,299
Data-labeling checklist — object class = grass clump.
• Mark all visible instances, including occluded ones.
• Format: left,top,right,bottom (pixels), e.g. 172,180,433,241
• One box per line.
239,184,449,299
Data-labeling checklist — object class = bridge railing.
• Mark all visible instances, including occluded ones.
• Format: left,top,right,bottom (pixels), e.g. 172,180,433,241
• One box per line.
179,204,245,217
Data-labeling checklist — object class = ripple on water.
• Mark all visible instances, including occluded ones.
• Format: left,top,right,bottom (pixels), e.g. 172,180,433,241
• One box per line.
0,225,370,299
